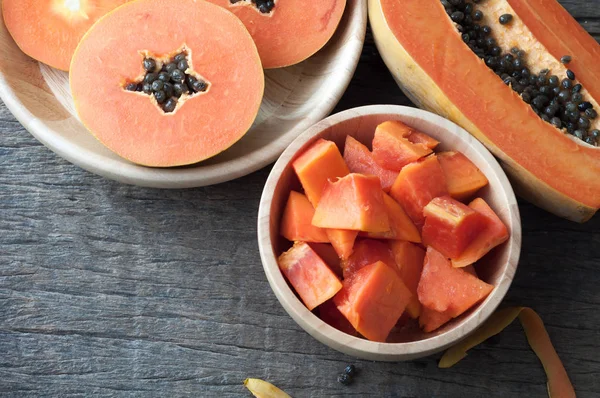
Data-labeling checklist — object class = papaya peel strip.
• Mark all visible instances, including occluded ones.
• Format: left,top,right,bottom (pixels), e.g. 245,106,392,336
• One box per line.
439,307,575,398
244,378,292,398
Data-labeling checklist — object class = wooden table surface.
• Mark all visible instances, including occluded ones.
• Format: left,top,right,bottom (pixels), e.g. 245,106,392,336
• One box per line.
2,2,600,397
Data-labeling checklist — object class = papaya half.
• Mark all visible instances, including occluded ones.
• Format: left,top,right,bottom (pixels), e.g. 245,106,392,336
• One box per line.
2,0,130,71
70,0,264,167
369,0,600,222
206,0,347,69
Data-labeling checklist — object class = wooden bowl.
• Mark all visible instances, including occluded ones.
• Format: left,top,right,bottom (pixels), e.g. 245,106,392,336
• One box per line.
258,105,521,361
0,2,366,188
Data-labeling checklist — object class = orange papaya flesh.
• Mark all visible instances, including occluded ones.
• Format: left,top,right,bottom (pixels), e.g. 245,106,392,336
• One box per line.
390,241,425,319
2,0,130,71
206,0,346,69
406,131,440,150
292,139,350,208
334,261,412,342
343,136,398,192
362,193,421,243
372,121,433,171
278,242,342,311
341,239,397,279
307,242,342,278
422,196,487,259
372,0,600,222
312,174,390,233
452,198,509,268
439,307,576,398
390,155,448,229
70,0,264,167
318,299,358,336
438,151,489,201
325,229,358,260
280,191,329,243
418,247,493,318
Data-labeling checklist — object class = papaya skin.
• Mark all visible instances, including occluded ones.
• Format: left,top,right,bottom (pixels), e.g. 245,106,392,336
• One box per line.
70,0,264,167
369,0,600,222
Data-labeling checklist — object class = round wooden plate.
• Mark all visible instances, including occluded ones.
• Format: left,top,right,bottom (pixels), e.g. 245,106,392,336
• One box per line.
0,2,366,188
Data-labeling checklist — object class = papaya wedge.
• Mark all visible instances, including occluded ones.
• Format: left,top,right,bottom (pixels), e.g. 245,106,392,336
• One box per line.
369,0,600,222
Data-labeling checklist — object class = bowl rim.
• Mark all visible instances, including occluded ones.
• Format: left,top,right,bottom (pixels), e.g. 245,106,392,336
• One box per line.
257,104,522,361
0,1,367,188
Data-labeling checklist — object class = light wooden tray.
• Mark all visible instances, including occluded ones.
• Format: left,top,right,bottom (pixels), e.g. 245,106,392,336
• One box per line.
0,1,366,188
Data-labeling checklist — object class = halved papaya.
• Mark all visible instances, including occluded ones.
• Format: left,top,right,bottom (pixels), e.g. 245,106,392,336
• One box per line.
438,151,489,201
70,0,264,167
2,0,130,71
369,0,600,222
206,0,346,69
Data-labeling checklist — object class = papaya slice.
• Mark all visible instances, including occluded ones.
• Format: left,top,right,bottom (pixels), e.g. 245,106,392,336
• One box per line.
2,0,130,71
422,196,487,258
438,151,489,201
343,136,398,192
372,121,433,171
452,198,509,268
390,240,425,318
307,242,342,278
389,155,448,229
406,131,440,150
206,0,347,69
278,242,342,311
312,174,390,233
363,193,421,243
370,0,600,222
325,229,358,260
280,191,329,243
341,239,396,279
334,261,412,342
70,0,264,167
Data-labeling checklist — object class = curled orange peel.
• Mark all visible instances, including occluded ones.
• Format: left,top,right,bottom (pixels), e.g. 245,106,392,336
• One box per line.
439,307,575,398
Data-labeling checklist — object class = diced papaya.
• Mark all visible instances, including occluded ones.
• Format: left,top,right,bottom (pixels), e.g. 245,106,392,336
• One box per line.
363,193,421,243
308,242,343,278
390,155,448,228
318,299,358,336
452,198,510,268
325,229,358,260
406,131,440,149
280,191,329,243
438,151,489,201
342,239,396,279
422,196,487,258
334,261,412,342
418,247,493,318
390,241,425,318
372,121,432,171
343,136,398,192
313,174,389,233
278,242,343,311
292,139,349,207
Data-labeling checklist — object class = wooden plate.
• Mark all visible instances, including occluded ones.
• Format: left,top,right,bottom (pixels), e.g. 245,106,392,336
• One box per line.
0,2,366,188
258,105,522,361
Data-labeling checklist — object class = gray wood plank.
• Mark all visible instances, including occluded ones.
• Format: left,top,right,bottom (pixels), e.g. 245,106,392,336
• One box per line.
2,1,600,397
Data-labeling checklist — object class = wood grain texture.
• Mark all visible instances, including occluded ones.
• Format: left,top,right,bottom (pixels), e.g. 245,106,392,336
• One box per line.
1,1,600,397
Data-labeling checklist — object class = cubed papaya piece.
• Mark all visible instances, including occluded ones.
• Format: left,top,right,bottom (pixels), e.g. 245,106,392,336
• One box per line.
341,239,396,279
318,299,357,336
422,196,487,258
308,242,343,278
372,121,433,171
438,151,489,201
334,261,412,342
405,131,440,149
292,138,349,207
390,241,426,318
325,229,358,260
363,193,421,243
343,136,398,192
390,155,448,229
418,247,493,318
280,191,329,243
313,174,389,233
278,242,343,311
452,198,509,268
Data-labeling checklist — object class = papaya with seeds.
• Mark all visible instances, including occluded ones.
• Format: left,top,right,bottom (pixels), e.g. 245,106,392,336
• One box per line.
369,0,600,222
206,0,347,69
69,0,264,167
